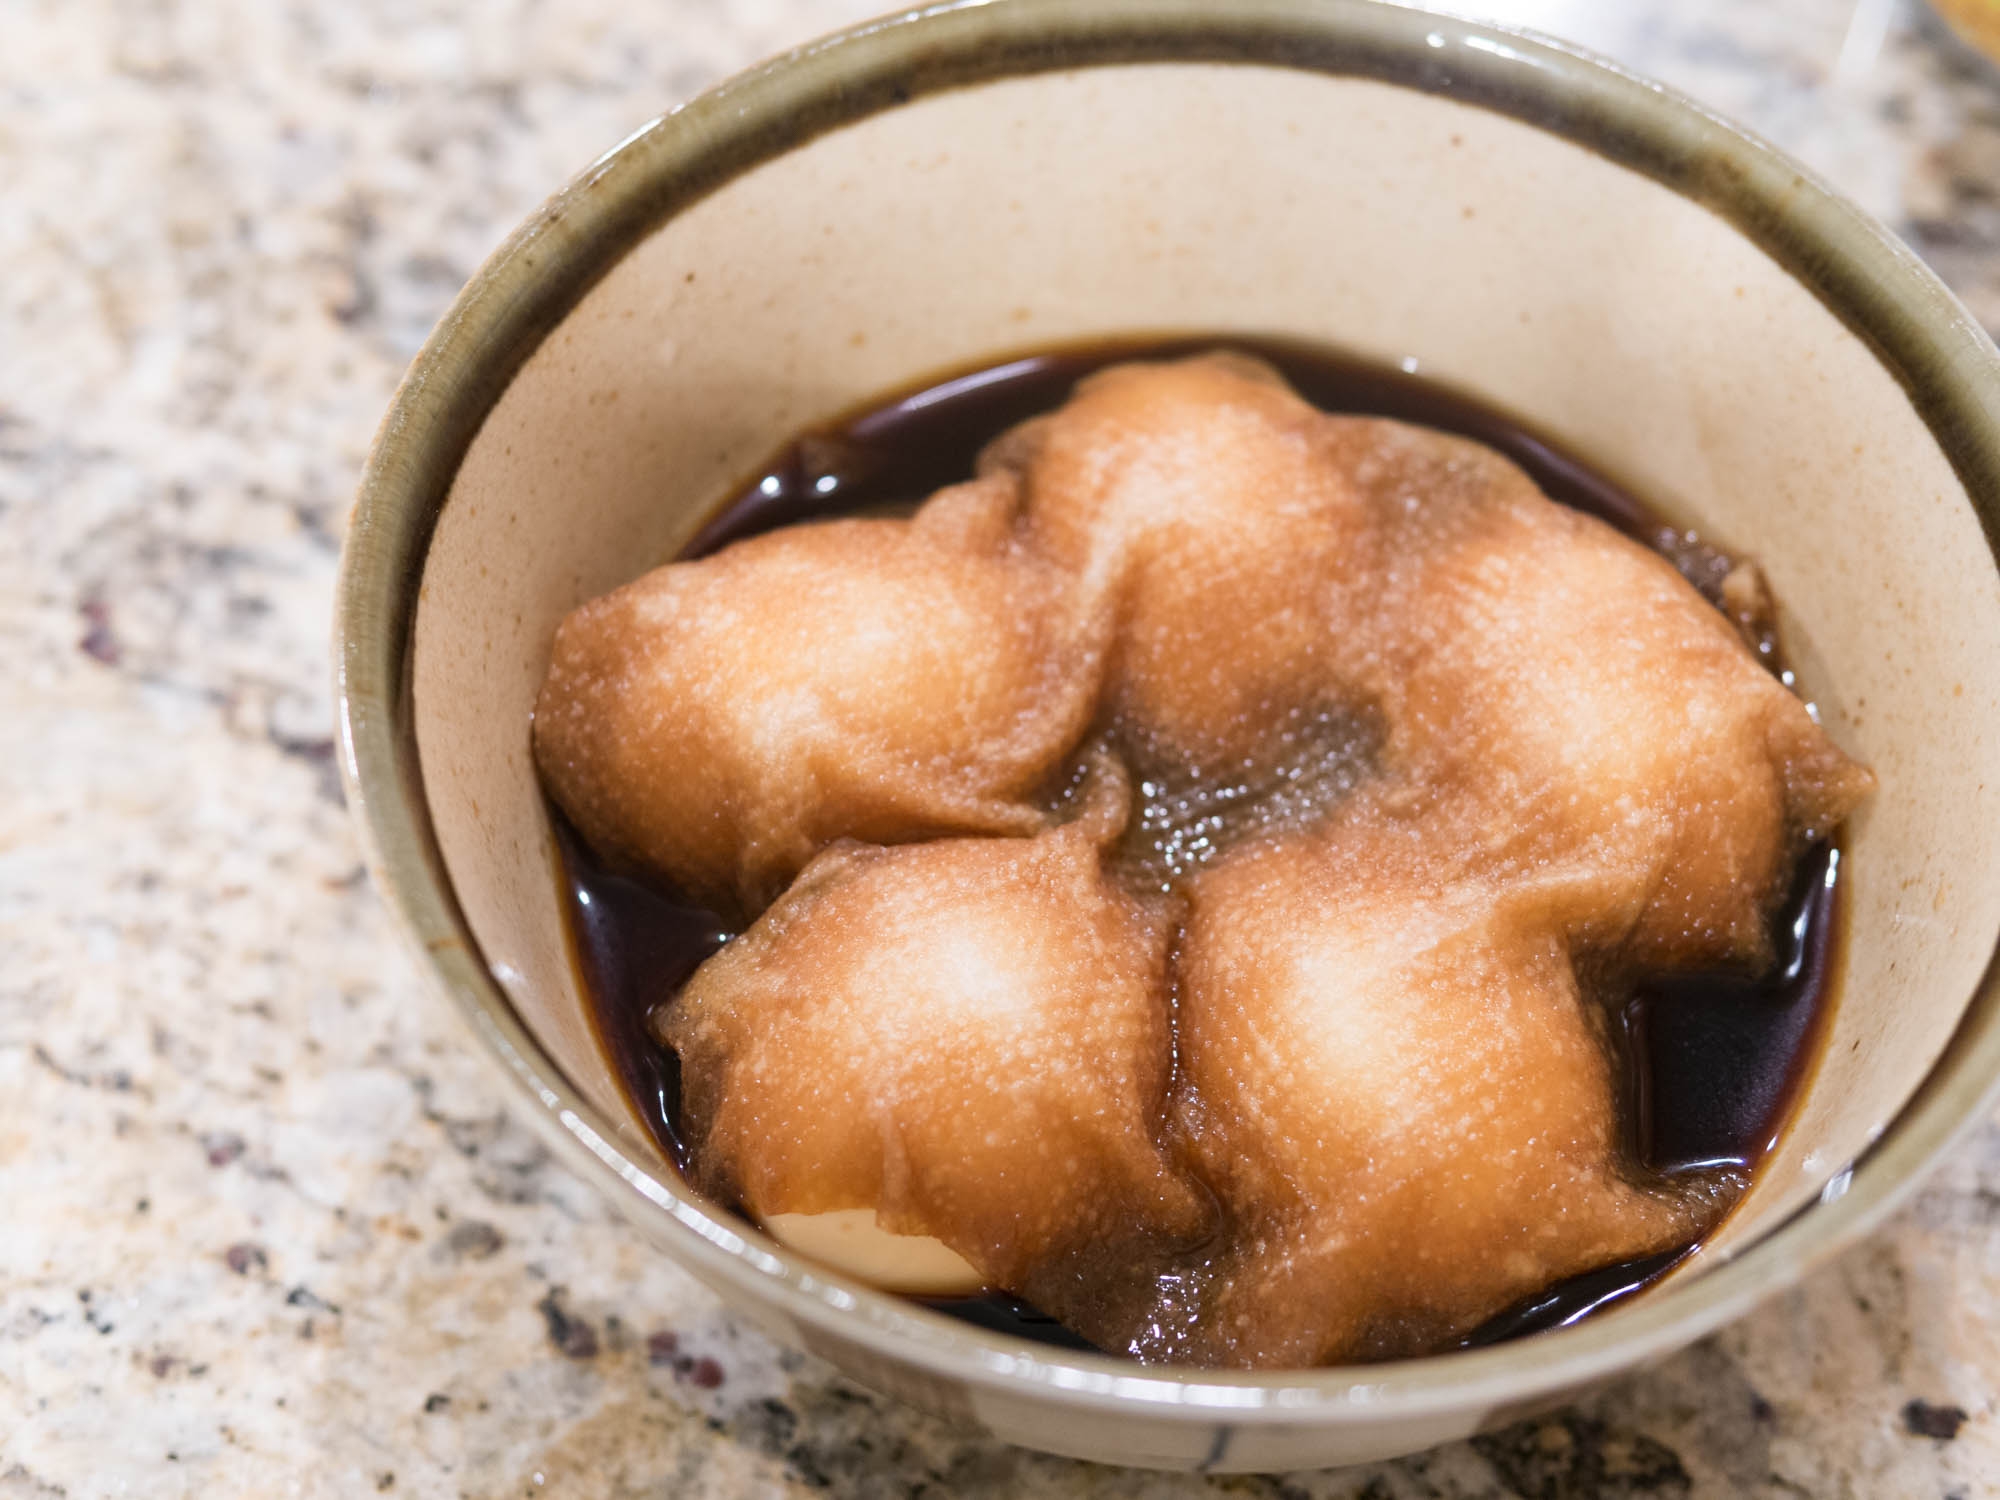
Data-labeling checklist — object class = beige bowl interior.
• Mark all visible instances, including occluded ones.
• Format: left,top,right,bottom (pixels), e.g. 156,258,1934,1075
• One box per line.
406,57,2000,1454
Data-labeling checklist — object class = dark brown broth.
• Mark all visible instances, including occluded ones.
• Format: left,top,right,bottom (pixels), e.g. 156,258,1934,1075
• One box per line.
555,337,1847,1358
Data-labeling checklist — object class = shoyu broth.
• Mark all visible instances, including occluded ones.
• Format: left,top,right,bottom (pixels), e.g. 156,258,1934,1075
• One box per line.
549,337,1847,1359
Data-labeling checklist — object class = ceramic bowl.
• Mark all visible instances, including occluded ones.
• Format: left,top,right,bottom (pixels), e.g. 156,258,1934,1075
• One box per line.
335,0,2000,1471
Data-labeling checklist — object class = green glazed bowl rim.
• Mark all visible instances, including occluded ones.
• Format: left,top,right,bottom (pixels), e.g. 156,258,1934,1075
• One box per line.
336,0,2000,1425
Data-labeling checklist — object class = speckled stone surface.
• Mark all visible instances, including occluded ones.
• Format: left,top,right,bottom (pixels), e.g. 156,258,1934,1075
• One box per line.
6,1,2000,1495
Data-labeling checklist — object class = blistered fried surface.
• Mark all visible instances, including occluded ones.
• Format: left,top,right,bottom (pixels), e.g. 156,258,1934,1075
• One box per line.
1160,816,1712,1367
655,795,1212,1296
995,357,1872,965
983,355,1372,767
533,476,1098,915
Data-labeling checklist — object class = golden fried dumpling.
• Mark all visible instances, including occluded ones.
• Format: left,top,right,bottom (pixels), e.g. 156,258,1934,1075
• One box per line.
656,772,1211,1301
984,354,1371,767
1340,421,1875,963
1161,815,1709,1367
534,475,1100,915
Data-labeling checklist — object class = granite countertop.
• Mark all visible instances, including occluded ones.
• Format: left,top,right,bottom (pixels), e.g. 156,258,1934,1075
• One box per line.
7,1,2000,1495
